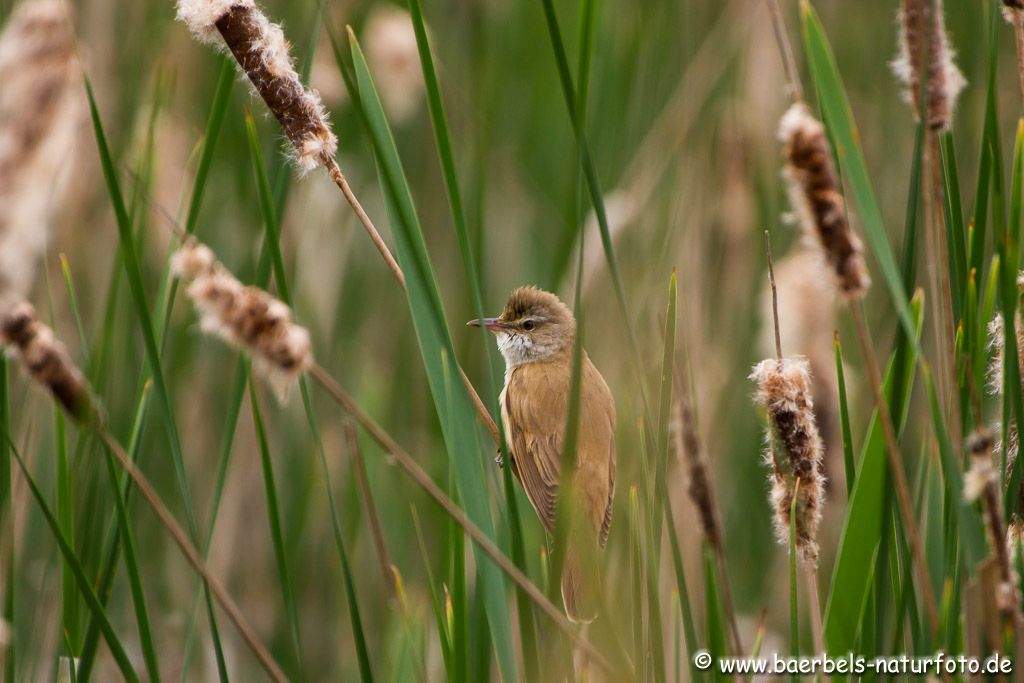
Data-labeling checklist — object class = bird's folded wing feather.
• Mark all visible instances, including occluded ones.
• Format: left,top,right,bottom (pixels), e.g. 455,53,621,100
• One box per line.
504,363,566,535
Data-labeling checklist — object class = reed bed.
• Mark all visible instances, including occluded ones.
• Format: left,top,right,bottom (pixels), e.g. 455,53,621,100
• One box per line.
3,0,1024,680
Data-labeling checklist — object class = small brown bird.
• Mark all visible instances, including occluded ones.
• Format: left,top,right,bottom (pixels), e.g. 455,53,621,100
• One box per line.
468,286,616,622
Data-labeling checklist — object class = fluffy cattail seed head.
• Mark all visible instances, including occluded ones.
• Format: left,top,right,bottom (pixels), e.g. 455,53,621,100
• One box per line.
966,428,1023,614
0,0,81,309
964,429,996,503
892,0,966,132
173,239,312,400
1,302,98,425
176,0,337,172
751,356,826,566
779,103,870,300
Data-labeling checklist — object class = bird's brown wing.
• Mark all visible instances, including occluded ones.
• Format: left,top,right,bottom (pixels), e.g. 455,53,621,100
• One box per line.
578,357,616,547
503,362,568,535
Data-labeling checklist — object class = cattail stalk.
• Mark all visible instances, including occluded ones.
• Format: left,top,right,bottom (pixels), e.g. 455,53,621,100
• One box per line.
779,104,871,300
344,420,398,600
1004,1,1024,104
893,0,964,445
172,239,312,400
176,0,405,289
0,302,287,682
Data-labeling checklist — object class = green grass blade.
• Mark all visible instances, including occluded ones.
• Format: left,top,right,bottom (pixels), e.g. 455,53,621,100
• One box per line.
834,336,855,497
347,29,517,681
789,487,799,676
76,386,152,681
411,506,453,679
100,444,161,683
248,383,303,677
243,113,374,683
535,0,650,418
55,411,78,653
9,446,140,683
823,294,923,665
0,361,13,683
1002,120,1024,519
921,366,987,565
184,57,234,236
800,2,917,347
940,132,967,322
84,76,230,677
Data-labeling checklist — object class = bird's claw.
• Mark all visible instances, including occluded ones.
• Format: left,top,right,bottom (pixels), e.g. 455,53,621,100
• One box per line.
494,450,504,468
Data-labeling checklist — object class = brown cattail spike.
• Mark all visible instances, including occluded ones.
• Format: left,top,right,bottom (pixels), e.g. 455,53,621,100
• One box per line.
751,356,826,566
172,239,312,400
176,0,336,172
674,399,721,548
893,0,965,132
779,103,870,300
1,302,98,425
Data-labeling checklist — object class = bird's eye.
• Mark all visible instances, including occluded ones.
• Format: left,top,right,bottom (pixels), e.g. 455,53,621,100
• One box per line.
522,320,536,331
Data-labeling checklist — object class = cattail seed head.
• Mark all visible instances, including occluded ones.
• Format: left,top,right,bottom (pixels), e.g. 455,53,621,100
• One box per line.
673,399,721,548
964,429,996,503
779,103,870,300
1,302,98,425
1004,0,1024,22
892,0,965,132
751,356,826,566
966,428,1023,614
173,239,312,400
176,0,337,172
0,0,81,309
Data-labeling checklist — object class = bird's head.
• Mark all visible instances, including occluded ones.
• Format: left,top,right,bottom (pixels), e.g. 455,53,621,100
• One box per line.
467,286,576,367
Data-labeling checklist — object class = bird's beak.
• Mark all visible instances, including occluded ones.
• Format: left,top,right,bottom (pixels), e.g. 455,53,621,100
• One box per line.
467,317,505,332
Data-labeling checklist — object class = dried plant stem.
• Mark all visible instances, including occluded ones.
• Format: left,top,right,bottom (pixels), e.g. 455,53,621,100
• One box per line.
802,566,826,667
1014,10,1024,105
323,156,406,291
923,135,961,447
765,230,783,360
765,0,804,103
306,362,613,673
95,430,287,682
850,304,939,636
344,420,397,599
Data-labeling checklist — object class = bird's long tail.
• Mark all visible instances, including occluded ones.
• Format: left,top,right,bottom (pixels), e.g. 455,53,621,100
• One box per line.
561,546,599,624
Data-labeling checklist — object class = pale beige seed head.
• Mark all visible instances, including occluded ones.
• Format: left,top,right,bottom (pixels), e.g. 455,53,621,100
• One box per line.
0,0,81,308
172,239,313,400
751,356,826,566
891,0,965,132
363,6,424,124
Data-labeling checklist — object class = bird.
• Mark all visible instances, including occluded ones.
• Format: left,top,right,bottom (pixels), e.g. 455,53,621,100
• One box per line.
468,286,616,622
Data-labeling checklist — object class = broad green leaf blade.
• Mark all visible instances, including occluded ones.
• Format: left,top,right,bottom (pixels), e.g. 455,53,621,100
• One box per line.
801,2,917,348
823,294,923,667
348,31,517,681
